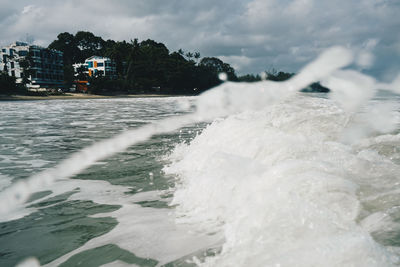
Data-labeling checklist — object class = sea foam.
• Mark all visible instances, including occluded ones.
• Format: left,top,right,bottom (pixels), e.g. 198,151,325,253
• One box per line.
165,94,400,266
163,47,400,266
2,46,400,266
1,46,398,215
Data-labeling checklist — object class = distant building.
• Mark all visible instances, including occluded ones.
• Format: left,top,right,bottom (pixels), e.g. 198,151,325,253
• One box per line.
0,42,64,88
73,56,116,78
0,42,29,83
72,62,88,78
29,45,64,88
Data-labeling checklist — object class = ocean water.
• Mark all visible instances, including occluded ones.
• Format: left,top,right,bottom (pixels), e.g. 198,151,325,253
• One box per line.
1,47,400,266
0,97,218,267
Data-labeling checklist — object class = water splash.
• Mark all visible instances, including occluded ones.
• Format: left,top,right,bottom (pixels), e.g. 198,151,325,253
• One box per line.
16,258,40,267
166,95,400,266
1,46,400,266
196,46,354,119
1,46,399,215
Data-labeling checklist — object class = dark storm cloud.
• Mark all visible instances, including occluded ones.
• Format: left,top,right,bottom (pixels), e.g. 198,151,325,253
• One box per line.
0,0,399,78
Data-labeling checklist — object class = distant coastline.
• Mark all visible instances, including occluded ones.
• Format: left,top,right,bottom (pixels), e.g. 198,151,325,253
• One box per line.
0,93,173,101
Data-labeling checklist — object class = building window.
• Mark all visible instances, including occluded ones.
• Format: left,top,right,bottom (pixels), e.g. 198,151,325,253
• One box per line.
97,62,104,67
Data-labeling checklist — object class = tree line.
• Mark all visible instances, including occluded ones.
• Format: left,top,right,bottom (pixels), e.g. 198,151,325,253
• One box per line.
236,69,329,92
1,31,329,95
48,31,238,95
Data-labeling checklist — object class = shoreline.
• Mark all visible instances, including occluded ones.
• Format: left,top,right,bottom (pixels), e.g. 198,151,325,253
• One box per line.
0,93,176,101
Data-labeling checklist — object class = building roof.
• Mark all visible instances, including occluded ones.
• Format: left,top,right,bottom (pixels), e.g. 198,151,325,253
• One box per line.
85,56,111,61
14,41,29,47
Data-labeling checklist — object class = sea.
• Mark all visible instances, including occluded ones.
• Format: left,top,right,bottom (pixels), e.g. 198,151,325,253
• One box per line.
1,47,400,267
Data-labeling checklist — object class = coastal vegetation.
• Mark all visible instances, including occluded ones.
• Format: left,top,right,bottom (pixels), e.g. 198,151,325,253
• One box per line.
1,31,329,95
0,73,26,95
236,70,329,92
48,31,238,95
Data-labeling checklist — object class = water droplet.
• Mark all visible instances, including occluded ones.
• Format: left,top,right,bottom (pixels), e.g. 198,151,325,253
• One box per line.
218,72,228,81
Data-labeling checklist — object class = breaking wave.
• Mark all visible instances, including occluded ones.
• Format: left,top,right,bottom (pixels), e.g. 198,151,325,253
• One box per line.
165,95,400,266
2,46,400,266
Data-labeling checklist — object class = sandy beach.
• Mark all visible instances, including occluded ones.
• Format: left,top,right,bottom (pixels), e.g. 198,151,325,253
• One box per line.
0,93,173,101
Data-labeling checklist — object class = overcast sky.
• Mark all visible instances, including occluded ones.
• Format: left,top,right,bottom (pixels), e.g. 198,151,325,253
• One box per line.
1,0,399,79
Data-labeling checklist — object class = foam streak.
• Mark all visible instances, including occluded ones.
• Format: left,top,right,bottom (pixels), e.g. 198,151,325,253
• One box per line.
0,114,196,215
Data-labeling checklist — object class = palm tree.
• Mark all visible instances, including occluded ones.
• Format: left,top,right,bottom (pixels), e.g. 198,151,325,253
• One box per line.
185,52,194,62
194,52,201,64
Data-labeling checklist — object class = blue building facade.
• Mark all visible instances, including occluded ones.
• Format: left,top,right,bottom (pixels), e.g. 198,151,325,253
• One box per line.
0,42,64,88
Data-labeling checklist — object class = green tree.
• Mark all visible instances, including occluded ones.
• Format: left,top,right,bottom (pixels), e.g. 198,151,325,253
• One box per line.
265,71,294,81
49,32,80,65
49,31,107,88
0,73,25,94
47,31,241,95
199,57,237,79
125,39,170,92
194,52,201,63
104,40,132,77
177,49,185,56
197,57,238,89
18,50,33,86
238,74,261,82
185,52,194,61
165,51,197,94
74,31,105,62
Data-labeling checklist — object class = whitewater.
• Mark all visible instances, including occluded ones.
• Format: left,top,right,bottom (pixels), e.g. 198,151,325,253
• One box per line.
1,46,400,266
167,94,400,266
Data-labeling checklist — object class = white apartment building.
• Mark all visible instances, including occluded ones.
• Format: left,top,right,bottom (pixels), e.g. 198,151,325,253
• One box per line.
0,42,64,88
0,42,29,83
73,56,116,78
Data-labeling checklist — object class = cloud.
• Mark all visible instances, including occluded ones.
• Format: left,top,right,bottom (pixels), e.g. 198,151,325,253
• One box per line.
286,0,314,16
0,0,399,78
219,55,255,72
